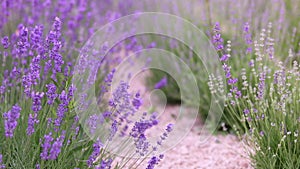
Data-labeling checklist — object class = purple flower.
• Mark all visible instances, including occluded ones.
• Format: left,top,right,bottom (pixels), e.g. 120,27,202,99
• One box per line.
67,85,75,101
243,22,252,53
96,159,112,169
52,17,62,32
102,111,112,118
212,33,223,44
30,25,44,53
31,92,44,113
54,104,67,128
46,83,58,105
226,71,231,79
109,120,118,141
48,132,65,160
135,134,149,156
213,22,221,33
26,113,39,136
46,17,64,74
40,133,54,160
235,90,242,98
228,78,238,85
3,104,21,138
146,156,161,169
220,54,229,62
10,67,21,79
22,55,42,97
211,23,224,51
132,92,142,109
259,131,264,137
248,60,254,67
154,77,168,89
100,69,116,98
59,90,69,106
0,85,5,94
109,81,137,124
88,114,104,135
87,140,103,167
130,113,159,156
166,123,174,133
16,26,30,56
243,109,250,115
1,36,9,49
104,69,116,86
47,17,62,44
53,90,72,128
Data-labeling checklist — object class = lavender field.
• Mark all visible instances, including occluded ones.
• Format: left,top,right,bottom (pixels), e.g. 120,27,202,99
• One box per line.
0,1,299,169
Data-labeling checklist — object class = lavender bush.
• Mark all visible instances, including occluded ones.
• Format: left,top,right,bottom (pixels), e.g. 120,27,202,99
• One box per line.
0,1,176,168
206,2,300,169
212,26,300,168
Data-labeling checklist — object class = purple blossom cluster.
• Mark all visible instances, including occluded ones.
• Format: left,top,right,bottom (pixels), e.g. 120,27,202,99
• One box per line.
3,104,21,138
132,92,143,109
48,132,65,160
40,132,54,160
40,131,65,160
210,23,241,100
108,81,142,129
243,22,253,53
96,159,113,169
87,140,103,168
212,23,224,51
88,114,104,136
27,113,39,135
54,89,72,129
1,36,9,49
146,155,164,169
22,55,42,97
46,83,58,105
31,92,44,113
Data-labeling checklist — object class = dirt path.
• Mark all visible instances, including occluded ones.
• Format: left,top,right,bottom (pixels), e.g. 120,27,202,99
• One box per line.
156,106,252,169
126,71,253,169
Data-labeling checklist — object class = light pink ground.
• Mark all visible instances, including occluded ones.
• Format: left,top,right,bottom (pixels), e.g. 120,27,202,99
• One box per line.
156,106,252,169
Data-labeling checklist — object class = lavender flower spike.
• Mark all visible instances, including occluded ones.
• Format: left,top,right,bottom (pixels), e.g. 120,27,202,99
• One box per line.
48,131,65,160
40,133,53,160
87,140,103,167
154,77,168,89
96,159,112,169
26,113,39,136
46,83,58,105
3,104,21,138
0,154,5,168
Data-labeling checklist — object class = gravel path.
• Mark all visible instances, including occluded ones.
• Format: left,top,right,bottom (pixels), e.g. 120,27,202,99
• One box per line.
126,71,253,169
156,106,253,169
